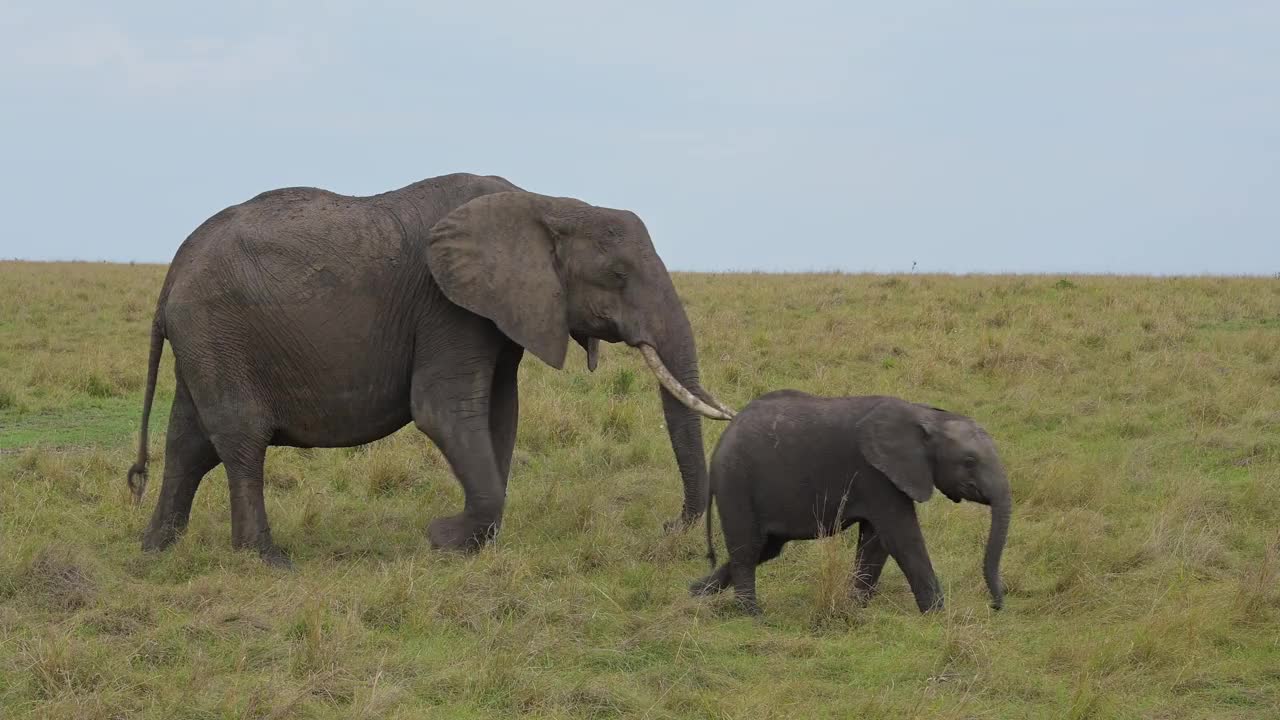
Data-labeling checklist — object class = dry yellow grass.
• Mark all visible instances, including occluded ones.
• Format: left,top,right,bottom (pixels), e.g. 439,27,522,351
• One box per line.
2,261,1278,718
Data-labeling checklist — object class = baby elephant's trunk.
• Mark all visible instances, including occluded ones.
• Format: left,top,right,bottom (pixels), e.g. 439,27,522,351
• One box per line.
984,495,1011,610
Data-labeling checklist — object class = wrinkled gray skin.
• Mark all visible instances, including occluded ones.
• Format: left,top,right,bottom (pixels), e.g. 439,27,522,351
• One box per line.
690,391,1011,615
126,173,734,566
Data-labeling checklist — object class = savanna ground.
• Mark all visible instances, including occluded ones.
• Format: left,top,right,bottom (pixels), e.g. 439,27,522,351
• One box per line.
1,260,1278,719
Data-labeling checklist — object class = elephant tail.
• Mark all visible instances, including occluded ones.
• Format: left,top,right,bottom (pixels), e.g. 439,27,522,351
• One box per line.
127,314,165,506
705,487,717,571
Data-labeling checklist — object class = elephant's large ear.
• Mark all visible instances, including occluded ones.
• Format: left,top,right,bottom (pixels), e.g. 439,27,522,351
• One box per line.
857,400,934,503
426,192,586,369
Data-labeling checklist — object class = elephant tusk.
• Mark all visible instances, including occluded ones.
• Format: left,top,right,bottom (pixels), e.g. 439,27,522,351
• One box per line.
637,344,736,421
709,396,736,417
702,393,737,420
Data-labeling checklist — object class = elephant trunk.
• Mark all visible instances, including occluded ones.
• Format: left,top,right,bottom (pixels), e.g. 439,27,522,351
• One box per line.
984,492,1011,610
643,290,732,525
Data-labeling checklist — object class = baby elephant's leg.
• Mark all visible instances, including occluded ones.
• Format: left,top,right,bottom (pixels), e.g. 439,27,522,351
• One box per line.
705,479,772,614
728,541,763,615
851,521,890,605
728,536,785,615
876,508,944,613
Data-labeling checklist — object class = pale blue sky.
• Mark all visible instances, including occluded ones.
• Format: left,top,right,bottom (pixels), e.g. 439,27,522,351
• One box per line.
1,1,1276,274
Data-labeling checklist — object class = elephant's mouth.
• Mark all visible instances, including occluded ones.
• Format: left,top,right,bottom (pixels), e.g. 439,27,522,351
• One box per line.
572,330,734,421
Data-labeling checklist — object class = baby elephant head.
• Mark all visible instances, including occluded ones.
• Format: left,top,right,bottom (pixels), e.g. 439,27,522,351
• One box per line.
858,399,1011,609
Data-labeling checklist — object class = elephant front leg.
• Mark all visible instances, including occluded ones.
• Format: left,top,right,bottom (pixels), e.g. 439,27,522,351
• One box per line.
489,343,523,487
850,521,889,606
412,366,505,553
876,507,943,613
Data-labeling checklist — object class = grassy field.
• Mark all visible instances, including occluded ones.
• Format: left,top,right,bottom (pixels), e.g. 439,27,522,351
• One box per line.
1,260,1278,718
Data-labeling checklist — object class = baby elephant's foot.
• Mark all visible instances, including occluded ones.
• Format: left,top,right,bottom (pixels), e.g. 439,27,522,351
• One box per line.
916,594,945,614
850,579,879,608
259,543,294,570
428,513,498,553
734,595,763,616
689,564,732,597
662,511,700,535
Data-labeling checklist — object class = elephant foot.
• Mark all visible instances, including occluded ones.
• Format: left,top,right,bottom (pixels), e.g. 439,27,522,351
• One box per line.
849,578,879,607
232,530,294,570
734,595,763,616
141,520,184,553
916,595,945,614
689,577,718,597
689,564,732,597
663,511,701,535
259,544,294,570
428,513,497,553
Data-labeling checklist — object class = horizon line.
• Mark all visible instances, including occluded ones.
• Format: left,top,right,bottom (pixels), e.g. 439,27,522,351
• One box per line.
2,258,1275,279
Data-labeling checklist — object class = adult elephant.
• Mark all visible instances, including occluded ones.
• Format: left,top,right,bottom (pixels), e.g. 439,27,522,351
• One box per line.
126,173,734,566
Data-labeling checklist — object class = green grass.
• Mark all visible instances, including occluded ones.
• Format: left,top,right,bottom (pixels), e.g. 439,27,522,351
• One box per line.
2,261,1279,718
0,396,174,451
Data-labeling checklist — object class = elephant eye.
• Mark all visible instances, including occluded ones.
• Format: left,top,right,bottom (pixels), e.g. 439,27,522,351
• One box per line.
962,456,978,468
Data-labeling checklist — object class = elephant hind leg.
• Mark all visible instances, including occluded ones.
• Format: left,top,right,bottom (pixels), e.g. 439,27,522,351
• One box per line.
723,532,775,615
142,378,220,552
718,536,786,613
728,545,763,615
211,432,291,569
690,531,781,601
713,480,768,614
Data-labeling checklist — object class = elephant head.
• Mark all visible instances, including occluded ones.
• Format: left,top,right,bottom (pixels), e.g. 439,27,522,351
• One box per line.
859,400,1011,609
425,191,734,522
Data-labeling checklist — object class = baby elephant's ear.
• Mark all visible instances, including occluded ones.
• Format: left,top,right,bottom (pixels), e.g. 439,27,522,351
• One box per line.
858,400,934,503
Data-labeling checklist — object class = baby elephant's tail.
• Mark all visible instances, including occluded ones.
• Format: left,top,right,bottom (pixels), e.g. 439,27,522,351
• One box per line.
704,488,717,571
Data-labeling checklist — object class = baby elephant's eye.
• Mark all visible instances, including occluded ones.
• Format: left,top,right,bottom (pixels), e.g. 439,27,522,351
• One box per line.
963,456,979,468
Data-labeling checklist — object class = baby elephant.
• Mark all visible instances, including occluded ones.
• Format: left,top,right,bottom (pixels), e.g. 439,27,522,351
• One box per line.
690,391,1011,615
